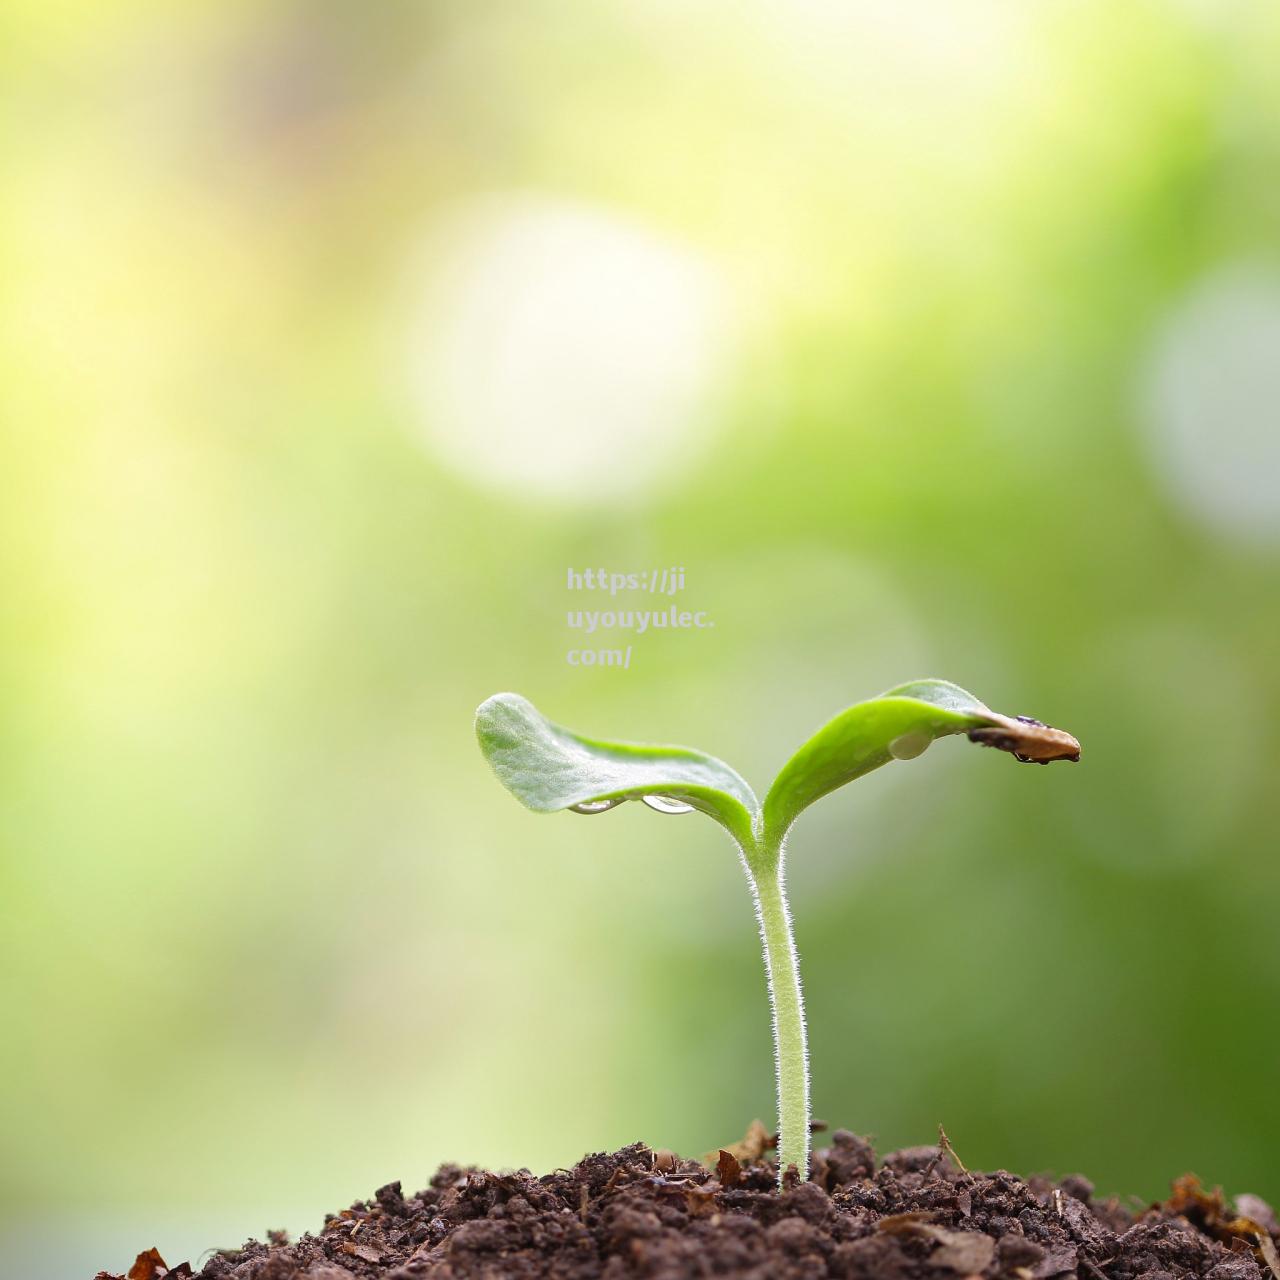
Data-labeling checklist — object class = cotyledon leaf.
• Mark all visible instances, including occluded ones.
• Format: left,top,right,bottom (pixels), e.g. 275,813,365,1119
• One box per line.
476,693,759,849
761,678,1080,848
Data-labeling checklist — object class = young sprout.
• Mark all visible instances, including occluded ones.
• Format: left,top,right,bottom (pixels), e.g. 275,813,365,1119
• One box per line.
475,679,1079,1186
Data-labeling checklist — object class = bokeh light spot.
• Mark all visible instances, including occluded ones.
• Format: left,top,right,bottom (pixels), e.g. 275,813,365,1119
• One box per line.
1139,262,1280,547
402,195,737,505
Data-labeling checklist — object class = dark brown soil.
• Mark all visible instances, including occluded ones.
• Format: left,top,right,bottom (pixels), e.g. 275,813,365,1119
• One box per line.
98,1133,1280,1280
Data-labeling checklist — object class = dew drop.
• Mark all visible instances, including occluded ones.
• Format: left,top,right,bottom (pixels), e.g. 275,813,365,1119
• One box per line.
568,797,626,815
640,795,696,815
889,732,931,761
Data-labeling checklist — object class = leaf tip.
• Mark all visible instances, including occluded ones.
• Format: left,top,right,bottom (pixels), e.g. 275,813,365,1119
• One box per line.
475,690,533,738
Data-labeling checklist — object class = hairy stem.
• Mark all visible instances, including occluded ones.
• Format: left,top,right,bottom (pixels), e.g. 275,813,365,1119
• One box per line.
747,845,810,1185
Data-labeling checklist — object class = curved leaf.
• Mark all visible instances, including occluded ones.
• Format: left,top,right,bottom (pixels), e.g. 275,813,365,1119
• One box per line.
476,693,759,848
761,678,1078,847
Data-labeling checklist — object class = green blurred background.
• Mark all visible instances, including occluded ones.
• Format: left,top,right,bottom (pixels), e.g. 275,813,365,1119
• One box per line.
3,2,1279,1275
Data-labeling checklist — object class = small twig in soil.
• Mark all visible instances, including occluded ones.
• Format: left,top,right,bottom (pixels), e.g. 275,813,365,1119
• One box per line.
937,1123,967,1175
1082,1256,1111,1280
1256,1231,1280,1280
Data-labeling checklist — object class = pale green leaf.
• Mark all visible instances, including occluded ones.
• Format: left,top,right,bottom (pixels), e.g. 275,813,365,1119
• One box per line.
475,693,759,848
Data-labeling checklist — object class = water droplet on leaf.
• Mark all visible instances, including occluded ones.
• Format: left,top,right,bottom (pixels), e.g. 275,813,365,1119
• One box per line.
641,795,695,814
568,797,626,815
889,732,931,761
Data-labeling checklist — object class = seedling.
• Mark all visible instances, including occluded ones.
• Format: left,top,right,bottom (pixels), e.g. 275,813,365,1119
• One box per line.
475,680,1079,1186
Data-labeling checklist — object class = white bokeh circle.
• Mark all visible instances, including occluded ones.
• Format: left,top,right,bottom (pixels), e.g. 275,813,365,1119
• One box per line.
402,194,737,505
1139,262,1280,547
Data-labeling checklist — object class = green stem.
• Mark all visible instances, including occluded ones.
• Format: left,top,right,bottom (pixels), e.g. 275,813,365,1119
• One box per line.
747,843,810,1185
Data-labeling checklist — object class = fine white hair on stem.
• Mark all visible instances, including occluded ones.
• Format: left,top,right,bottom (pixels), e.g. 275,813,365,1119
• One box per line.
737,833,811,1185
